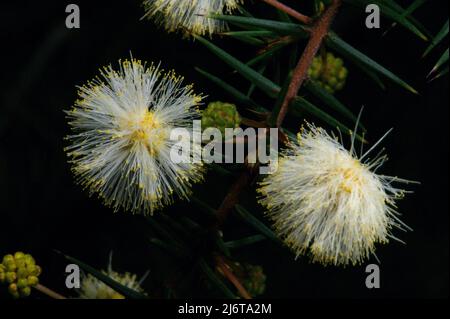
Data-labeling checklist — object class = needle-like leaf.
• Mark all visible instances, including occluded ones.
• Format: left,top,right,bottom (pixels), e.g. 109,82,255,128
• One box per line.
195,67,264,110
304,80,364,130
195,35,280,98
235,205,281,244
429,48,449,76
326,32,418,94
210,14,309,37
224,235,266,249
198,258,237,298
345,0,429,40
423,20,449,57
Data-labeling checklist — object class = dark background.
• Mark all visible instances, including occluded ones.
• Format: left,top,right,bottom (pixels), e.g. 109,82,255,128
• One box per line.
0,0,448,299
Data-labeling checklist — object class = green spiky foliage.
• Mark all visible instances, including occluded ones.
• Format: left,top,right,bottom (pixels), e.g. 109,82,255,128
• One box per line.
424,19,449,81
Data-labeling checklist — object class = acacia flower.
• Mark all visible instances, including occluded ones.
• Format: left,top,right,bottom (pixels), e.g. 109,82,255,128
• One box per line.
257,123,413,266
143,0,243,36
65,58,204,215
78,265,146,299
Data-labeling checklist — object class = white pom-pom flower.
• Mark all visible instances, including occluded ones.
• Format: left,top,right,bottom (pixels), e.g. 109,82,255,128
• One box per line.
258,123,414,266
65,58,204,215
143,0,242,36
78,265,146,299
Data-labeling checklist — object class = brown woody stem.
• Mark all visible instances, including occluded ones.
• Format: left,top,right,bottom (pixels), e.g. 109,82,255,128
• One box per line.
276,0,342,127
262,0,312,24
215,164,259,227
215,255,252,299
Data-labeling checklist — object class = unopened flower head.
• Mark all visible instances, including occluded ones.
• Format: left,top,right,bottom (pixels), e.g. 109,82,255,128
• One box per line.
65,58,205,215
143,0,243,36
258,123,413,266
78,265,145,299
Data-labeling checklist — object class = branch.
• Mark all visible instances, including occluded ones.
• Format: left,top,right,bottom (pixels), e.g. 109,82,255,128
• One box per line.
276,0,342,127
262,0,312,24
215,255,252,299
34,284,66,299
215,163,259,227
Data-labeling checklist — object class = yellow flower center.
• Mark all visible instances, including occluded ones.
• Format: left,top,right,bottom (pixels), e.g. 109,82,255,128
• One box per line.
130,110,166,156
338,159,363,193
134,111,160,139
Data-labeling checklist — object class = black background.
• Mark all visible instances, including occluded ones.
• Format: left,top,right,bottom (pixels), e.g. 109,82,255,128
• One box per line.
0,0,448,299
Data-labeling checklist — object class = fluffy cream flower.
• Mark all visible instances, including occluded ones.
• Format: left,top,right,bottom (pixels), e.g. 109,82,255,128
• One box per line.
78,266,145,299
258,123,413,266
143,0,242,36
65,58,204,215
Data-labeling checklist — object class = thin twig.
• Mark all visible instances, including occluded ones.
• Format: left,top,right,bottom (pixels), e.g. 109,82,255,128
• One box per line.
34,283,67,299
276,0,342,127
262,0,312,24
215,255,252,299
215,163,259,227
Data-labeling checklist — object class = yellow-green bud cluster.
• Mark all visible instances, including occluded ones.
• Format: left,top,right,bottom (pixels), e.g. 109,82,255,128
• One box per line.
202,101,241,136
308,52,348,94
0,252,41,299
232,262,267,297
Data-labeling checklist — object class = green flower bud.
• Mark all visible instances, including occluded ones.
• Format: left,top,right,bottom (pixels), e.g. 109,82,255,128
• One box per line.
1,252,41,298
202,101,241,136
230,262,267,298
2,254,14,265
16,267,29,279
8,283,18,293
5,272,16,284
338,67,348,80
27,264,36,274
36,265,42,276
27,264,42,277
16,258,26,269
315,1,327,15
324,84,334,93
329,76,338,87
17,278,28,289
308,52,348,94
19,287,31,298
33,265,42,277
14,252,25,260
24,254,35,266
243,264,266,297
27,276,39,287
311,69,320,79
4,260,17,272
326,52,333,63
